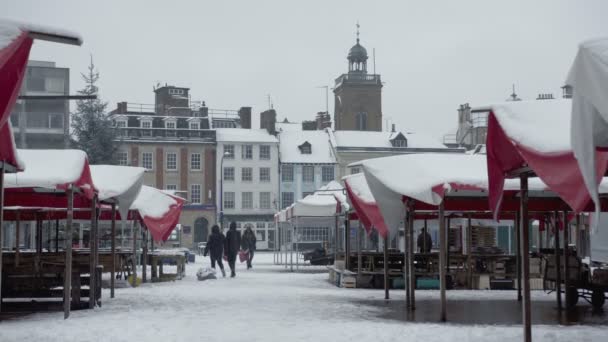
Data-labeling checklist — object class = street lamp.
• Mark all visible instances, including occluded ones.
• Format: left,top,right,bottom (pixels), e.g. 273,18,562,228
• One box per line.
219,150,231,230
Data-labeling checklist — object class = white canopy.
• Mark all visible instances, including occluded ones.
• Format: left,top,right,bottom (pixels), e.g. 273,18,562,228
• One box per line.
279,181,349,219
90,165,145,223
568,37,608,213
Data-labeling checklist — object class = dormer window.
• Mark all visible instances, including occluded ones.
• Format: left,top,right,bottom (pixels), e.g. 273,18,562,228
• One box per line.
165,121,176,129
390,133,408,148
298,141,312,154
116,120,127,128
190,121,200,130
141,120,152,129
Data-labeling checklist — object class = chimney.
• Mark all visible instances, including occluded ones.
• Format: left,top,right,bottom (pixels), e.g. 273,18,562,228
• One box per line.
260,109,277,135
315,112,331,130
391,123,396,133
302,120,317,130
117,101,128,113
238,107,252,129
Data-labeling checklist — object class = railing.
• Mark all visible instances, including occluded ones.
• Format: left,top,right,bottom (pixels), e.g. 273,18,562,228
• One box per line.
125,102,155,113
117,127,216,141
335,73,381,86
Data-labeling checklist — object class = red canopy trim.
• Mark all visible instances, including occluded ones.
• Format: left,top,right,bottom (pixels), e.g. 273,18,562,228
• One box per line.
344,178,389,238
142,196,185,242
55,158,96,199
487,111,608,216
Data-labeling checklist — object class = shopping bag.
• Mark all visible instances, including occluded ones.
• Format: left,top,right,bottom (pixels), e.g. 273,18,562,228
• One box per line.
239,249,249,263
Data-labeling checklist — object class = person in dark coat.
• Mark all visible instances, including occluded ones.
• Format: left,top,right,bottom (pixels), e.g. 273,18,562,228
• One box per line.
417,228,433,253
241,226,257,269
204,225,226,277
224,221,241,277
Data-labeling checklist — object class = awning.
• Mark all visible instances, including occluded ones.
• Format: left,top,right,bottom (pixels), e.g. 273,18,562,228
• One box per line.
343,173,388,238
567,37,608,215
486,99,608,215
90,164,145,224
289,181,348,218
130,185,185,242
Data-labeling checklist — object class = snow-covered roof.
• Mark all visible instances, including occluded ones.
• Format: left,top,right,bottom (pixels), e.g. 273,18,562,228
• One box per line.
279,130,336,164
216,128,278,143
4,149,95,195
0,19,82,49
329,130,447,149
276,121,302,132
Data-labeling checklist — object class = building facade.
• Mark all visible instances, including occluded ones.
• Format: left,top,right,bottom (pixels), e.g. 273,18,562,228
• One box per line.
10,60,70,149
216,128,279,250
333,30,382,131
278,130,338,207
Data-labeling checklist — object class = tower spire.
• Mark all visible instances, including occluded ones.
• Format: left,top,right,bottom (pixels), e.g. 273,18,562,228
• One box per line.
356,21,360,44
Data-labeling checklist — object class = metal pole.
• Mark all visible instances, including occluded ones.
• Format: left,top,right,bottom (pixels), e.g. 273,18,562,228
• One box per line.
290,222,294,272
0,166,4,312
55,219,59,252
110,203,116,298
439,202,447,322
409,205,416,310
516,210,522,301
575,214,581,256
142,227,148,283
89,194,97,309
520,174,532,342
15,212,20,267
554,211,562,311
132,220,138,286
295,219,299,271
384,235,389,300
563,210,570,309
466,215,472,289
345,216,351,270
405,211,410,309
357,223,362,276
64,185,74,319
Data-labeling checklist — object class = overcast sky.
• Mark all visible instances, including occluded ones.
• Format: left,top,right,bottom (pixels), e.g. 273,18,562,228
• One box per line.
5,0,608,140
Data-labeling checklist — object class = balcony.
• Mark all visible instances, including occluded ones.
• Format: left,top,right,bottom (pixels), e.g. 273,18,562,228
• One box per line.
116,127,216,142
334,73,382,88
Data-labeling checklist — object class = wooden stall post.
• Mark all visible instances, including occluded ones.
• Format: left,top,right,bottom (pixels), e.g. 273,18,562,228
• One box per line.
409,204,416,310
0,166,4,312
563,210,570,309
384,235,389,300
554,211,562,311
575,214,581,255
132,220,138,286
439,202,447,321
516,210,522,302
15,212,20,266
466,215,472,289
89,194,98,309
405,211,411,309
35,215,42,274
64,185,74,319
142,227,148,283
335,215,340,255
55,219,59,252
520,174,532,342
345,217,351,270
110,203,116,298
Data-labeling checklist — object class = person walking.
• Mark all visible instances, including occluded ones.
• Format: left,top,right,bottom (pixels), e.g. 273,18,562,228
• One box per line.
224,221,241,278
242,226,257,269
203,225,226,277
417,228,433,253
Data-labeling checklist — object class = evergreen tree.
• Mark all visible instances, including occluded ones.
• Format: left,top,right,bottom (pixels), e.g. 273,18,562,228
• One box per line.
71,58,117,164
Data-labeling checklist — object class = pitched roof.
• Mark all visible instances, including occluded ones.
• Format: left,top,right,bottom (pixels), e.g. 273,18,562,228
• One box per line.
216,128,278,143
329,130,447,149
279,130,336,164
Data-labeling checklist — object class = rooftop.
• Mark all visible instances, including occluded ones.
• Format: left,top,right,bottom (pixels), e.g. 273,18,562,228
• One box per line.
216,128,278,143
279,130,336,164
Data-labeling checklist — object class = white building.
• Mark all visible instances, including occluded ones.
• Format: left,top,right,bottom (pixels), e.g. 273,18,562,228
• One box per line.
278,130,338,208
216,128,279,250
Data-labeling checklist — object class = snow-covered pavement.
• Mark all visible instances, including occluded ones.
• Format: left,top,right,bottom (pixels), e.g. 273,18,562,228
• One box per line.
1,252,607,342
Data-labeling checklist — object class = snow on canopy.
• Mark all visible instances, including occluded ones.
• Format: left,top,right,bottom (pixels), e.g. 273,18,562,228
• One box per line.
90,165,145,226
329,130,447,149
278,130,336,164
4,149,96,198
567,37,608,218
279,181,348,218
360,153,549,239
130,185,185,242
216,128,278,143
0,19,82,49
486,98,608,215
343,173,388,238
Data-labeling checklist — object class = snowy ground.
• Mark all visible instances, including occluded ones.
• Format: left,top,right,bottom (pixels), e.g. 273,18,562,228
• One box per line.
1,252,607,342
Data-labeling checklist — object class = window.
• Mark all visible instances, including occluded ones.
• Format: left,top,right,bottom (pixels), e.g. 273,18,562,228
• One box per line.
168,88,184,95
190,153,201,170
281,192,294,209
392,139,407,147
165,121,176,129
189,121,200,130
256,222,265,229
242,192,253,209
299,142,312,154
117,151,128,166
242,145,253,159
142,152,153,170
224,145,234,159
259,145,271,160
141,120,152,129
241,167,253,182
116,120,127,128
224,192,235,209
256,230,266,242
281,165,294,182
190,184,201,204
356,112,368,131
259,192,271,209
350,167,361,174
166,152,177,171
259,167,270,182
223,167,235,181
302,165,314,182
166,184,177,191
322,166,334,182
